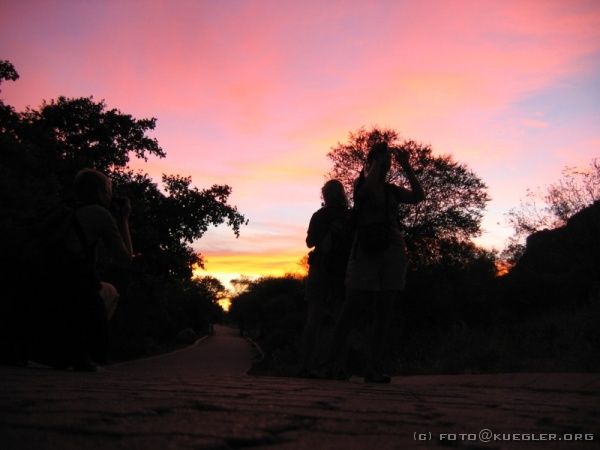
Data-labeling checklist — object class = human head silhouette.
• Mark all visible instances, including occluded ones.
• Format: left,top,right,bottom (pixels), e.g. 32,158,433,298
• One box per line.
366,141,391,180
322,179,348,209
73,168,112,207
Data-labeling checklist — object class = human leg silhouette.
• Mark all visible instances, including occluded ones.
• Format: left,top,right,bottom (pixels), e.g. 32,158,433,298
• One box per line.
365,290,396,383
299,289,328,375
320,288,371,379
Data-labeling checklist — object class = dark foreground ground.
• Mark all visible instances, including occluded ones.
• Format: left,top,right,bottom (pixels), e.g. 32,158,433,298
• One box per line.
1,325,599,450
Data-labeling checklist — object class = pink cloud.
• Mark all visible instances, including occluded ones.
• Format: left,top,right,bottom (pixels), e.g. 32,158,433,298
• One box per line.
521,119,549,129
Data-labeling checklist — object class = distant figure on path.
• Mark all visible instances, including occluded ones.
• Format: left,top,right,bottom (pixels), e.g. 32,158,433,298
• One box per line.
299,179,351,377
325,142,425,383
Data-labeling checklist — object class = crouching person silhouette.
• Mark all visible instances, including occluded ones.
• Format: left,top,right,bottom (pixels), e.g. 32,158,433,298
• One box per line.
65,168,134,370
323,142,424,382
28,168,134,371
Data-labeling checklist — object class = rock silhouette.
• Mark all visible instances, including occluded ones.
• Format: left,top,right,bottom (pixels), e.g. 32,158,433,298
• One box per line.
507,200,600,308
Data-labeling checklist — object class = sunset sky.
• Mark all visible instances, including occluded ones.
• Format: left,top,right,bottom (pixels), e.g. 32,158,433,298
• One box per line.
2,0,599,290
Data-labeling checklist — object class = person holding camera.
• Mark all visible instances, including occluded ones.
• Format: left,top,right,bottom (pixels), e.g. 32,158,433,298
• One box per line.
71,168,133,266
324,142,425,383
62,168,133,370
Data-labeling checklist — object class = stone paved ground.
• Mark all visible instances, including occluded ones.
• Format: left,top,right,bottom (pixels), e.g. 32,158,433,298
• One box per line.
1,325,599,450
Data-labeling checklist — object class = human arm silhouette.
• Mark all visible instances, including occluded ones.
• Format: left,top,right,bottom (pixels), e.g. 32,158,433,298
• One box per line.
306,210,319,248
100,198,133,264
356,147,425,206
115,197,133,259
393,149,425,203
306,210,327,248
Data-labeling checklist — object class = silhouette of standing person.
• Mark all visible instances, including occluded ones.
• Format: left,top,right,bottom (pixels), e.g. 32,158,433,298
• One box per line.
62,168,133,370
299,180,350,377
325,142,425,382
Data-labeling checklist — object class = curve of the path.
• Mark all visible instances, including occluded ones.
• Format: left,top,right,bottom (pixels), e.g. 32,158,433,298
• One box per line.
108,324,255,378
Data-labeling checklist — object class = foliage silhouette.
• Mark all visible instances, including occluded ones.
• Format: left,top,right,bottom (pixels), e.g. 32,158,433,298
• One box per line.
0,60,19,89
229,276,306,373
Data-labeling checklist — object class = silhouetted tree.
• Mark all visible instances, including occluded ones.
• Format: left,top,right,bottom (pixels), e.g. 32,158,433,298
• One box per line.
179,276,227,330
0,60,19,88
110,171,246,279
17,96,165,189
328,127,490,265
194,275,229,304
229,276,305,338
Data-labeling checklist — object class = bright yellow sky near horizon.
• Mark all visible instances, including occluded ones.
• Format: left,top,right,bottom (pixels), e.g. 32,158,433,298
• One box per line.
194,252,307,310
199,252,307,278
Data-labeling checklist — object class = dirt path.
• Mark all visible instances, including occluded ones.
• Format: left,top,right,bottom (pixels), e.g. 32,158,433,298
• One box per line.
108,324,256,378
1,325,599,449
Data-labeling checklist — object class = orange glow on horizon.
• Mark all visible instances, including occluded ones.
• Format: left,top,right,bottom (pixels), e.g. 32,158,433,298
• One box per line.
193,251,308,292
217,298,232,312
495,260,511,277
